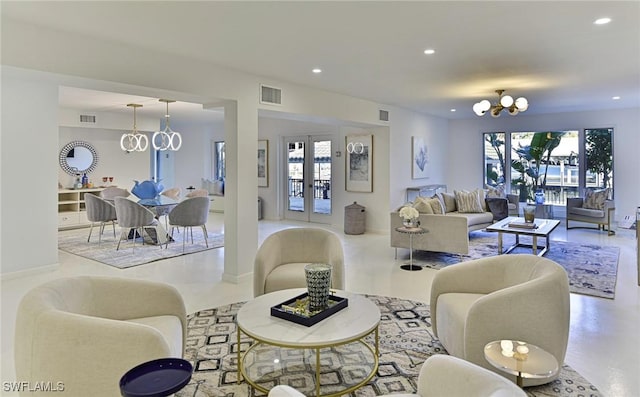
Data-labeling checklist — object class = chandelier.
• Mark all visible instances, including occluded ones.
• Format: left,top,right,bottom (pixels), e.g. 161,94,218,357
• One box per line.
120,104,149,152
152,99,182,151
473,90,529,117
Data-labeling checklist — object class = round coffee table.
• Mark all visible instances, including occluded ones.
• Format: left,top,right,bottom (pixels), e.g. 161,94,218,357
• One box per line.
484,340,559,387
236,288,380,397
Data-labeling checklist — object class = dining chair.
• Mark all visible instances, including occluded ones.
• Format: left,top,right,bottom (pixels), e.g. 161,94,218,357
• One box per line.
161,187,181,200
100,187,130,200
185,188,209,198
167,196,210,252
114,197,165,251
84,193,117,244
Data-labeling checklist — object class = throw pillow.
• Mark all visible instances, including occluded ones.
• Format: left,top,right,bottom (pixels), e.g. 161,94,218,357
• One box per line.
454,190,484,213
426,197,444,214
412,197,434,214
476,188,488,212
584,188,609,210
485,184,506,198
437,192,457,213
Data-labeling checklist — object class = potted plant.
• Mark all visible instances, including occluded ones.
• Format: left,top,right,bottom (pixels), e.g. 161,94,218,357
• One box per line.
511,132,565,202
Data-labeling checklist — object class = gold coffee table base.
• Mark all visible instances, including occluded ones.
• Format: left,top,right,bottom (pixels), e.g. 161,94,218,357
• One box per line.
238,326,379,397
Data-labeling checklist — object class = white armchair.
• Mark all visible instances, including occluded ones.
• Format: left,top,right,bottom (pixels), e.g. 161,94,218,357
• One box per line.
268,355,526,397
15,276,186,397
430,254,570,387
253,228,345,297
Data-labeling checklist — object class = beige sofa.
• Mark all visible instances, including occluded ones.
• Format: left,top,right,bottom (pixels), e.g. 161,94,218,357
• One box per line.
391,191,494,255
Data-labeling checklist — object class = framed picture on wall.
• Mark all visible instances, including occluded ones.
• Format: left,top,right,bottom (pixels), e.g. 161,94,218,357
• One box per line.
412,136,429,179
345,134,373,192
258,140,269,187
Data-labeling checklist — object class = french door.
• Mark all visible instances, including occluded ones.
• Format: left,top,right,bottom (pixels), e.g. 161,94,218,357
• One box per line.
283,135,333,223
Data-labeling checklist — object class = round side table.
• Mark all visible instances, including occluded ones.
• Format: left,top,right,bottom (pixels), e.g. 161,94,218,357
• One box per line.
395,226,427,271
484,340,558,387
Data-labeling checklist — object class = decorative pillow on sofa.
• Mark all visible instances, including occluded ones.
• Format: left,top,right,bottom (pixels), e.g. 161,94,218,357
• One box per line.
412,197,434,214
485,184,506,198
426,197,444,214
584,188,609,210
437,192,457,213
454,190,484,213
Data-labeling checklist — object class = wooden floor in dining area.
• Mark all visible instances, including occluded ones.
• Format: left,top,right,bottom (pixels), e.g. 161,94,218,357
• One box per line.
1,213,638,396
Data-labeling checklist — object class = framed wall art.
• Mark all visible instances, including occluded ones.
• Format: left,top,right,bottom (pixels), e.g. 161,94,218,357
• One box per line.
345,134,373,192
258,140,269,187
412,136,429,179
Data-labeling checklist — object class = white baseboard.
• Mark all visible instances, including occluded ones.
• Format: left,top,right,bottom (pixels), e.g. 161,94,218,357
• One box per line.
0,263,59,281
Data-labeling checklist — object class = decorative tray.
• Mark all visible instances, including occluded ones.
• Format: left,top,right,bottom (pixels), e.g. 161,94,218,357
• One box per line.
508,221,538,229
271,292,349,327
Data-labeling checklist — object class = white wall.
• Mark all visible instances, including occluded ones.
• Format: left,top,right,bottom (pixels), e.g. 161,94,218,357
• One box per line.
388,106,449,209
448,108,640,220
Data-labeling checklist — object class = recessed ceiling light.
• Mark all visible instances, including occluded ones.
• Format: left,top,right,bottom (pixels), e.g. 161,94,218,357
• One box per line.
612,96,621,100
423,49,435,55
312,68,322,74
450,109,456,112
594,17,611,25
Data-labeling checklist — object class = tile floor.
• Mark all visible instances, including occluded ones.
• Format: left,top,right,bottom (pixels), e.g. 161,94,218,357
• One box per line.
1,213,638,396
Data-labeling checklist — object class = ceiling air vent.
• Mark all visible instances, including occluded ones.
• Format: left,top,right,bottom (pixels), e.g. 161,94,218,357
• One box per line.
80,115,96,123
260,85,282,105
379,109,389,122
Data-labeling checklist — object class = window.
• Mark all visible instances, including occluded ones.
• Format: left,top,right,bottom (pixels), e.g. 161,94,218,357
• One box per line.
483,132,506,186
482,129,613,205
214,141,225,180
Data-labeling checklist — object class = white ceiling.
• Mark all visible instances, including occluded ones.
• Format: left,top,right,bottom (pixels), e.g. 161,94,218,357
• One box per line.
3,1,639,120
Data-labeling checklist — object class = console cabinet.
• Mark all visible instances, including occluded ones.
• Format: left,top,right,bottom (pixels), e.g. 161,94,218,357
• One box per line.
58,188,106,229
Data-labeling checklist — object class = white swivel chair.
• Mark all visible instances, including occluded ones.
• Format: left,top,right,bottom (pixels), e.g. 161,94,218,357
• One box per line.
253,228,345,297
268,355,526,397
430,254,570,387
15,276,186,397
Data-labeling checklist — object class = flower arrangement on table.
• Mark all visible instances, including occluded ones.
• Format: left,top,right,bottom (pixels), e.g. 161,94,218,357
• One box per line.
399,205,420,227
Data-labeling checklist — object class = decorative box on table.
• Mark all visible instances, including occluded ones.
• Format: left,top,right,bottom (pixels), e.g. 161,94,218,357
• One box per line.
270,292,348,327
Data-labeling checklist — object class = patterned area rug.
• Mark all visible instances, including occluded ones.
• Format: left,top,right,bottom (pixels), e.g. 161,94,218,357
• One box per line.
177,296,600,397
58,227,224,268
409,231,619,299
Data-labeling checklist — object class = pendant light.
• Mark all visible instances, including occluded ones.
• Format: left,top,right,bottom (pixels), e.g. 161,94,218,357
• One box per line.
120,104,149,152
152,99,182,151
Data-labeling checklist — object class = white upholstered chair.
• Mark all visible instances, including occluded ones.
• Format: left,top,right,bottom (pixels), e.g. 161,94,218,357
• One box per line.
268,355,526,397
15,276,186,397
84,193,117,244
253,228,345,297
430,254,570,387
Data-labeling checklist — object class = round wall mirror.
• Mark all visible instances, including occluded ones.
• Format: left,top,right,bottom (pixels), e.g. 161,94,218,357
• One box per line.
59,141,99,175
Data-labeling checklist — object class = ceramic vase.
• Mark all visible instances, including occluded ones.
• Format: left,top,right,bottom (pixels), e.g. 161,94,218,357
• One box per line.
305,263,332,312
